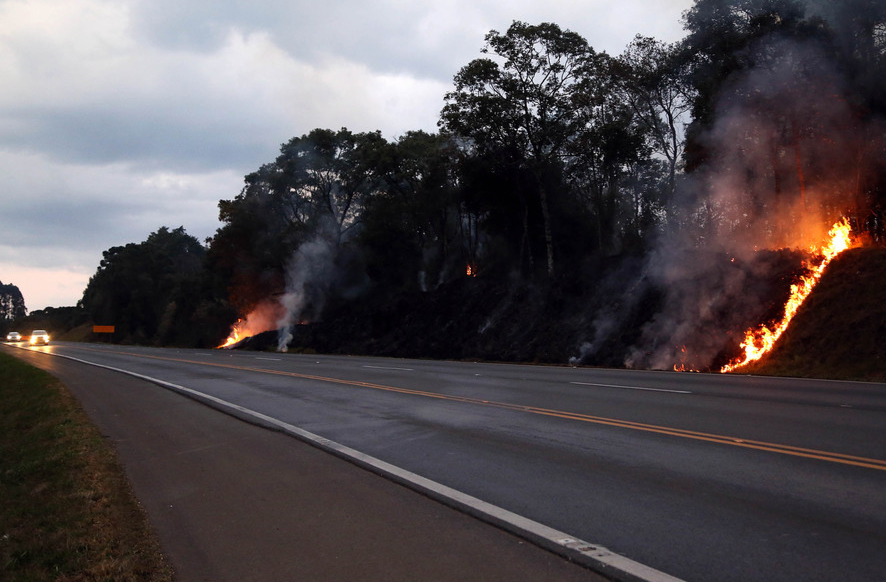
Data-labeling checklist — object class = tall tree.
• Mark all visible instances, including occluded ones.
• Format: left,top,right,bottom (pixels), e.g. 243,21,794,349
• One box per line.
566,82,651,253
678,0,886,243
209,128,391,319
440,21,602,277
274,128,389,246
360,131,468,290
80,227,204,344
614,36,693,198
679,0,813,170
0,281,26,321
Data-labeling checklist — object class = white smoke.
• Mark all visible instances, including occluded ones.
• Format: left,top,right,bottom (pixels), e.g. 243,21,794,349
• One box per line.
569,313,620,366
276,236,337,352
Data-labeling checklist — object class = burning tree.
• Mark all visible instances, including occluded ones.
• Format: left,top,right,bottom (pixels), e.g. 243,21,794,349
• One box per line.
681,0,886,226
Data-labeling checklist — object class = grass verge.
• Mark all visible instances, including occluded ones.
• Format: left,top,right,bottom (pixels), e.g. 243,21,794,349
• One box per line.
0,350,173,582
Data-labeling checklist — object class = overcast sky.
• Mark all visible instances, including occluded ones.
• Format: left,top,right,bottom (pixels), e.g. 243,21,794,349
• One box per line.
0,0,692,311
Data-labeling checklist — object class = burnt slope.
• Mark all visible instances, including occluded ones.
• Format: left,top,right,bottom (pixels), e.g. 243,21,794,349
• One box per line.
233,247,885,381
248,248,809,371
743,246,886,382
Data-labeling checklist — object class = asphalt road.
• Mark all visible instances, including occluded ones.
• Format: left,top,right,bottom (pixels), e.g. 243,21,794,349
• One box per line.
5,343,605,582
8,342,886,582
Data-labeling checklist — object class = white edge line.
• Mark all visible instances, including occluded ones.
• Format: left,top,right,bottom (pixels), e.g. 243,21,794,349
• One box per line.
38,348,685,582
571,381,692,395
362,365,415,371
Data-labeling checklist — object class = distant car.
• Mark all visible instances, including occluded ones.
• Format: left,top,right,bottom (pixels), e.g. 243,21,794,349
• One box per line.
6,331,21,342
29,330,50,345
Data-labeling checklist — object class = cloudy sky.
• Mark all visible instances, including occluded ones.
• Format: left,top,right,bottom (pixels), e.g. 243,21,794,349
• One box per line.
0,0,692,310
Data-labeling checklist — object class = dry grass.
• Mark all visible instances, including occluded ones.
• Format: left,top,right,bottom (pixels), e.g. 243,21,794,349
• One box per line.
741,246,886,382
0,351,173,581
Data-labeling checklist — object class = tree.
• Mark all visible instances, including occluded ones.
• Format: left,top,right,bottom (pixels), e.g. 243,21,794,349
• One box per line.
679,0,815,170
360,131,469,290
805,0,886,210
440,21,602,277
566,82,652,253
274,128,389,246
0,281,26,321
678,0,886,243
614,36,693,199
80,227,205,344
209,128,392,321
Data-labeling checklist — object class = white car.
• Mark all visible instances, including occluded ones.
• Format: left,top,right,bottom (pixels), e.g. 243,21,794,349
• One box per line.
6,331,21,342
29,330,50,345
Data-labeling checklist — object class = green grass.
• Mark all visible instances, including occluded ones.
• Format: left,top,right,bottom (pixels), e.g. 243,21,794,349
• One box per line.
0,350,173,582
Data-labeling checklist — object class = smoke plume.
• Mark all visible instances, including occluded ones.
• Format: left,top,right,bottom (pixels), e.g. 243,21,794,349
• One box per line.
622,36,877,370
276,236,338,351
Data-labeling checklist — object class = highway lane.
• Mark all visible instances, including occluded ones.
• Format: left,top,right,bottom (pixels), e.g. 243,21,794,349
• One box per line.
11,342,886,582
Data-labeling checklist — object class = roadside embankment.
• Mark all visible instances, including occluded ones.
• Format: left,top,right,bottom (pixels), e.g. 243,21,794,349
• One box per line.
743,246,886,382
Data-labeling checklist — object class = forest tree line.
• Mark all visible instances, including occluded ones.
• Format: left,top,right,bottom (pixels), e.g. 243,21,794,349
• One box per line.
31,0,886,353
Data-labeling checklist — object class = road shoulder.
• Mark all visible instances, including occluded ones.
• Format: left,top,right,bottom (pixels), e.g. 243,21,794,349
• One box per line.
13,348,606,582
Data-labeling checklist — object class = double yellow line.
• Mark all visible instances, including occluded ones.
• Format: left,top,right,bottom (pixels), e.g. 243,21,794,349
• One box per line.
96,348,886,472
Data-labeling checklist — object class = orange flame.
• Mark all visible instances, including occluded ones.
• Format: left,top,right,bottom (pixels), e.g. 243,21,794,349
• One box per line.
218,319,247,349
673,345,698,372
721,218,856,373
466,264,476,277
216,299,285,349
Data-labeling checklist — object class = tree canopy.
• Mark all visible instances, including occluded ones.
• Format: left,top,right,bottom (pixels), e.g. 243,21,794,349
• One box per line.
440,21,606,276
56,2,886,367
0,281,26,322
80,227,210,345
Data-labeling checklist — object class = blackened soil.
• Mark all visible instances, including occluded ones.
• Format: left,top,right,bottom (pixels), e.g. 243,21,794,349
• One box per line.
238,248,814,373
745,246,886,382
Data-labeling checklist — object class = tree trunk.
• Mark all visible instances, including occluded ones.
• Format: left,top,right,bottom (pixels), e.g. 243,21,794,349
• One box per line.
520,204,533,275
537,182,555,277
665,107,678,198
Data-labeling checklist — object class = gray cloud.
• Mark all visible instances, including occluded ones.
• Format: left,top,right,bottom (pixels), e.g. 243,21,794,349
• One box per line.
0,0,692,309
9,104,276,171
129,0,489,81
128,0,693,81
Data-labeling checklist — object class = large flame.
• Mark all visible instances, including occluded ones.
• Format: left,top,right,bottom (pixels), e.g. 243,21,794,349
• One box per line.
218,319,248,349
720,218,856,373
216,300,284,349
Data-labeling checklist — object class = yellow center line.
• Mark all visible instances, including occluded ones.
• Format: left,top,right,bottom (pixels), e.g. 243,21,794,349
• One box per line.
79,347,886,472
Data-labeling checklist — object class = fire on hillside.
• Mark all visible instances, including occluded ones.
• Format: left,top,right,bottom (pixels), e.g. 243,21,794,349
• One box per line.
719,218,857,373
218,319,246,349
216,299,284,349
